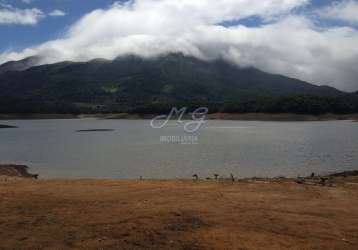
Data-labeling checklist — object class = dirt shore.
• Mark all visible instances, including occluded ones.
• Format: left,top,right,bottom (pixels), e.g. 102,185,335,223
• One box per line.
1,176,358,250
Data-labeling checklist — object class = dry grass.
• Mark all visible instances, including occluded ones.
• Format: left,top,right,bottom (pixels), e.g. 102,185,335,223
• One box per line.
1,177,358,250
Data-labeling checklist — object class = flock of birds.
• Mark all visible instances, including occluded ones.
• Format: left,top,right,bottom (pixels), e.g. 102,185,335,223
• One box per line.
192,173,235,182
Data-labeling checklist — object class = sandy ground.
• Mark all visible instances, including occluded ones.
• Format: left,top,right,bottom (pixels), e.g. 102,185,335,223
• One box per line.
0,177,358,250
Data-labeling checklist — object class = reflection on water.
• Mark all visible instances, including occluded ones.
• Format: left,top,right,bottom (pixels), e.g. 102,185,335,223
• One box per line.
0,119,357,179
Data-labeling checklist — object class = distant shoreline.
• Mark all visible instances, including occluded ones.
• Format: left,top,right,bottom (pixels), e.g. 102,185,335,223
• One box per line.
0,112,358,121
1,164,357,181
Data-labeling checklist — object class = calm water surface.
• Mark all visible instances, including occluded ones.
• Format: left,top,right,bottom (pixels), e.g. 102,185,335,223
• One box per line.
0,119,357,179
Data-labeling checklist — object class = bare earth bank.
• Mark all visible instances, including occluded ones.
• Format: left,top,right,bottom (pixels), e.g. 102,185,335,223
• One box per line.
0,175,358,250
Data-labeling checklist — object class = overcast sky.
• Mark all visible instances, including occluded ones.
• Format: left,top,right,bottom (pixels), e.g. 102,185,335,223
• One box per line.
0,0,358,91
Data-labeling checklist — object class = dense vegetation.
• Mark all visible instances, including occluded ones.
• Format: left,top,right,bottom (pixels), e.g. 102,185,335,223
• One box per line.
0,53,357,114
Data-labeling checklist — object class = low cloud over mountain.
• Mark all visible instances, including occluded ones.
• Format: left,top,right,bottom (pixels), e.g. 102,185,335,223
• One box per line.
1,0,358,91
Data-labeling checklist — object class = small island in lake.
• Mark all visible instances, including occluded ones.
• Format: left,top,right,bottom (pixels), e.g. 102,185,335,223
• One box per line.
0,124,17,129
76,129,115,132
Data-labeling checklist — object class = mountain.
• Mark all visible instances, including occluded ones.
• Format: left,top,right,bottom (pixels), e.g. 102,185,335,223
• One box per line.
0,53,355,114
0,56,41,74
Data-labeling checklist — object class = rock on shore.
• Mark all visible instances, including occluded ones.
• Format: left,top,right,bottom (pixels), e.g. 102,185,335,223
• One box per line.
0,164,38,178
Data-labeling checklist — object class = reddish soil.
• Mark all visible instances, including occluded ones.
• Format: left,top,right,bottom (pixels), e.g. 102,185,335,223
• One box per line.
0,176,358,249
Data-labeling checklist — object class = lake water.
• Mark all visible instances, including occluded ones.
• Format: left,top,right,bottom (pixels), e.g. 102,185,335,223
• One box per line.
0,119,357,179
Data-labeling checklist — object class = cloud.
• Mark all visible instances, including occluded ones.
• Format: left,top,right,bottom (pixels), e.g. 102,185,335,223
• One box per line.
49,9,66,17
317,0,358,24
0,4,44,25
0,0,358,91
22,0,33,4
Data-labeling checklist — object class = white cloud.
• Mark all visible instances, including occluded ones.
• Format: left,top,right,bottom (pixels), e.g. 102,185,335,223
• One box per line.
22,0,33,4
49,9,66,17
318,0,358,24
0,4,44,25
0,0,358,91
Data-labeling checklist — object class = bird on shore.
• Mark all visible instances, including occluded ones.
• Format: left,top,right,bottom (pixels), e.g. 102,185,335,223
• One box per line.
192,174,199,181
320,177,328,186
296,177,305,184
214,174,219,180
230,174,235,183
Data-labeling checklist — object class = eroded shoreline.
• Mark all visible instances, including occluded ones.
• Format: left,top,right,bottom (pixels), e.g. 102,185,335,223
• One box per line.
1,163,357,185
